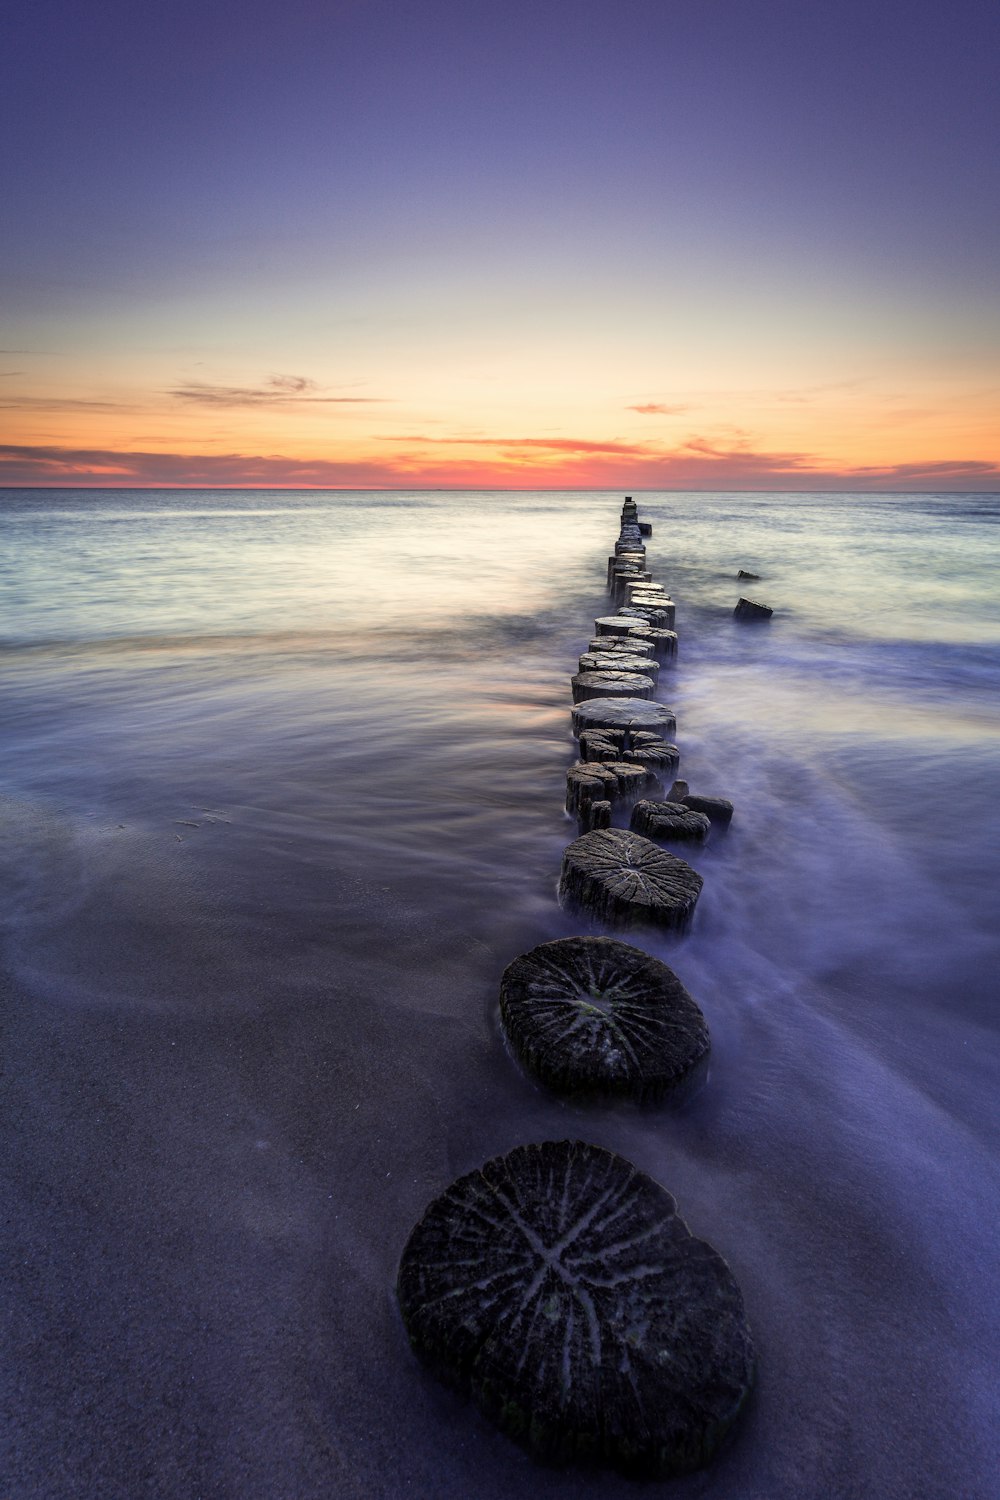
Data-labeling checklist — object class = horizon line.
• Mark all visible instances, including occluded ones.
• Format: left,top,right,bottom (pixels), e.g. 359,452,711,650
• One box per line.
3,485,999,496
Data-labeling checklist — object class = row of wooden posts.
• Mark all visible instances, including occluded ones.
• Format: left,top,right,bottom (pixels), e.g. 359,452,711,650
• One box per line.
395,499,755,1482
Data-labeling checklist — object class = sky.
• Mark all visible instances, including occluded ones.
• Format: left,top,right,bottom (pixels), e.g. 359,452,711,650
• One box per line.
2,0,998,489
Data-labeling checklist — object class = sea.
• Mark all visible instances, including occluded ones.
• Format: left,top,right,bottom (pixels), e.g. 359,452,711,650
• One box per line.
1,488,997,1500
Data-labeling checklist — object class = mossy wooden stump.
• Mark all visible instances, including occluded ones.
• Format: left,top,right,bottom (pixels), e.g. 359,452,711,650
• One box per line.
499,936,710,1102
559,828,702,932
397,1140,755,1478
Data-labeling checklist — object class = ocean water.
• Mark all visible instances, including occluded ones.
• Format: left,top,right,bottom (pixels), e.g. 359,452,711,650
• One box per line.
0,488,997,1500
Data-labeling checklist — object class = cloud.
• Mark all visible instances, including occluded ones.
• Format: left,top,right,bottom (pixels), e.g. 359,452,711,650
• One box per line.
2,440,998,491
382,434,655,456
845,459,1000,481
771,379,868,405
626,403,690,416
168,374,385,407
0,395,135,412
0,444,408,487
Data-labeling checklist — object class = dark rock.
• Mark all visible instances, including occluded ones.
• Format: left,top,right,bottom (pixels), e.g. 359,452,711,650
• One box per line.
559,828,702,932
572,698,676,739
737,569,760,580
499,937,709,1102
681,795,734,828
733,597,772,621
630,800,712,845
626,627,678,661
397,1140,754,1477
638,521,653,535
571,671,654,703
595,614,647,637
578,652,659,682
667,779,689,801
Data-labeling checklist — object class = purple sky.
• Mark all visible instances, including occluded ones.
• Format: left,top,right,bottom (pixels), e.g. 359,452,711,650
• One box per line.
3,0,998,487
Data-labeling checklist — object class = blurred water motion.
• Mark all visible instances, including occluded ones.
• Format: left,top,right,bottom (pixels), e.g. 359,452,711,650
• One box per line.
0,488,998,1500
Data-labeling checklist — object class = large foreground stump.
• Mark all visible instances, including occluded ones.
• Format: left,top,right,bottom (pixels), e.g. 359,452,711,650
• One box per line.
559,828,702,931
397,1140,755,1477
499,937,709,1102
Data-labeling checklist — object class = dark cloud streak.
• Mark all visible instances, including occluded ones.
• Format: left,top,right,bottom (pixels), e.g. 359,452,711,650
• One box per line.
2,441,997,491
0,396,136,412
168,375,386,407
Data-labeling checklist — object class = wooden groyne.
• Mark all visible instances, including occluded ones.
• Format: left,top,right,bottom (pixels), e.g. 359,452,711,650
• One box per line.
397,498,755,1479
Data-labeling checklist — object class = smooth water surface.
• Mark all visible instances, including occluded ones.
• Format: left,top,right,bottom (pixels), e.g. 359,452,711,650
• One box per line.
1,489,998,1499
